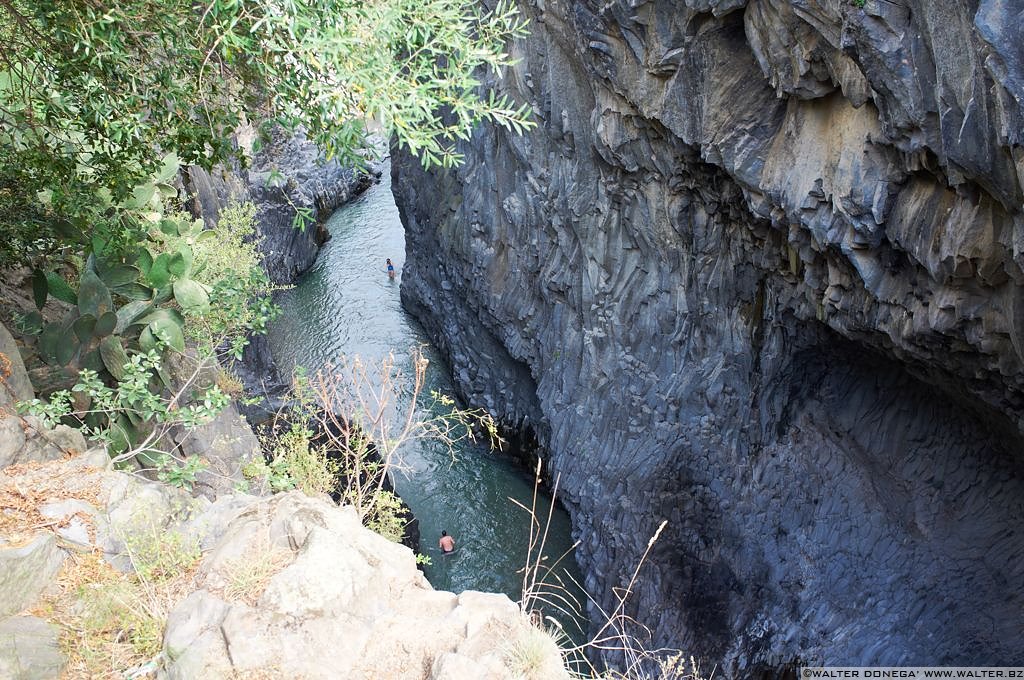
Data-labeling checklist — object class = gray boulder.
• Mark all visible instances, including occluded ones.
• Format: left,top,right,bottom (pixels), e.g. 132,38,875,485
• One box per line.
162,492,568,680
0,616,65,680
0,321,32,408
0,534,64,619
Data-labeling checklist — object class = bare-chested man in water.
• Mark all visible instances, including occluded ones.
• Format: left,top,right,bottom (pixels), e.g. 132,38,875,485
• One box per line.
439,530,455,554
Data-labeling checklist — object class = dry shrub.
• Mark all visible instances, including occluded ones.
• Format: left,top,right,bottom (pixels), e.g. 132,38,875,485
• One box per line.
31,527,201,679
515,460,716,680
505,624,569,680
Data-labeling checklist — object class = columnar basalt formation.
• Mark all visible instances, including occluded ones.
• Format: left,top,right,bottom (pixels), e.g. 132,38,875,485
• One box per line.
392,0,1024,673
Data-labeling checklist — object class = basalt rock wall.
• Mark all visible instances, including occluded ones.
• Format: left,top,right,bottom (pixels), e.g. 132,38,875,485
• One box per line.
392,0,1024,674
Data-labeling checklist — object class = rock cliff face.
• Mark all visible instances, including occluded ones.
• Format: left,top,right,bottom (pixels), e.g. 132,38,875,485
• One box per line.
392,0,1024,673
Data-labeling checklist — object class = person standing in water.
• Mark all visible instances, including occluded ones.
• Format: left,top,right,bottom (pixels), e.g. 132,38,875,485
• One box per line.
439,530,455,554
386,258,395,279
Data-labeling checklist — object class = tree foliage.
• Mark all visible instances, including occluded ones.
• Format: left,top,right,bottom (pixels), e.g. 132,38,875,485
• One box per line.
0,0,533,261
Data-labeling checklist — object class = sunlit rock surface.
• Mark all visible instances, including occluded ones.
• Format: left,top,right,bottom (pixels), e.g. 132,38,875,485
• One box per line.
392,0,1024,673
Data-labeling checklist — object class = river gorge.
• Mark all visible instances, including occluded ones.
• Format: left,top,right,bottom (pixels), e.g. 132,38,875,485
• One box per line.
265,164,585,611
388,0,1024,675
1,0,1022,677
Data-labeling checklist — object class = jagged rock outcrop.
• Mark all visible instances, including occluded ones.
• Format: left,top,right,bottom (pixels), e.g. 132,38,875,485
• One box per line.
164,492,566,680
393,0,1024,674
0,321,89,468
0,446,567,680
185,129,379,287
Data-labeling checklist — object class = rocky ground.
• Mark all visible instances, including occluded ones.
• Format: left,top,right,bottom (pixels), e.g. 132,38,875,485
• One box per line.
0,324,568,679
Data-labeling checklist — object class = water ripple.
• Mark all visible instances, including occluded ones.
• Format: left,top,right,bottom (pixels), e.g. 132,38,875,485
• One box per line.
267,164,585,627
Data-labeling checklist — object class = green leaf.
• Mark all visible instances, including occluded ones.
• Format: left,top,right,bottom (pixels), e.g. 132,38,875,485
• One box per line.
95,311,118,337
195,230,218,245
125,408,143,427
72,314,97,343
148,253,172,288
129,182,157,209
91,236,108,258
172,278,210,313
155,152,180,183
80,348,105,373
135,446,165,468
108,415,133,455
135,308,185,328
115,300,154,333
55,335,79,366
185,219,205,237
159,218,180,236
53,220,81,242
97,264,140,288
147,318,185,352
38,323,62,363
32,269,48,310
78,269,113,317
112,283,154,301
168,246,193,277
137,250,154,277
20,311,43,334
99,335,130,380
46,272,78,305
139,326,159,354
156,364,174,390
153,285,173,304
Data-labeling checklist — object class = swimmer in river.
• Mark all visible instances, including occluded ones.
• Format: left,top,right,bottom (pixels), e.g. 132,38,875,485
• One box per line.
439,530,455,554
386,258,395,279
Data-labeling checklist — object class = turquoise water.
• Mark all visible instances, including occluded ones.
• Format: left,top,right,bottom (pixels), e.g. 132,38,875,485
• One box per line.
266,164,586,627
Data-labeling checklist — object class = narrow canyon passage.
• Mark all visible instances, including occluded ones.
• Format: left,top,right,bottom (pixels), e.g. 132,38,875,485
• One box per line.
266,162,586,633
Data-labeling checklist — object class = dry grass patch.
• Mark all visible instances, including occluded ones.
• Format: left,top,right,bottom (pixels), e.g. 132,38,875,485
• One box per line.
0,456,103,546
217,536,294,606
29,528,201,679
505,624,569,680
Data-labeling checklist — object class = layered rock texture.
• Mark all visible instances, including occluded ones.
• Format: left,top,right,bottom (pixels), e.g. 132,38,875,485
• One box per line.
393,0,1024,673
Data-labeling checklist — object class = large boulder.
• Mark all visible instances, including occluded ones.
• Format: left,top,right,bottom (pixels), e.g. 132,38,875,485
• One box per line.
0,534,64,619
163,492,568,680
0,321,32,408
0,415,88,469
0,616,64,680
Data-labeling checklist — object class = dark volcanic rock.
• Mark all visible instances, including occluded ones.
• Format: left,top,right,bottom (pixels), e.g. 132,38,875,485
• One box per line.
392,0,1024,674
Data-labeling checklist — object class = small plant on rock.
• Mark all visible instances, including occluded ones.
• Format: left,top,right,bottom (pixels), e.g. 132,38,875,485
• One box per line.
244,422,340,495
44,526,201,677
157,454,208,491
220,534,294,606
253,349,500,547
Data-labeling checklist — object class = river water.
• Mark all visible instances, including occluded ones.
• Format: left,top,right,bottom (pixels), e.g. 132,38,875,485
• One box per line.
267,163,585,630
